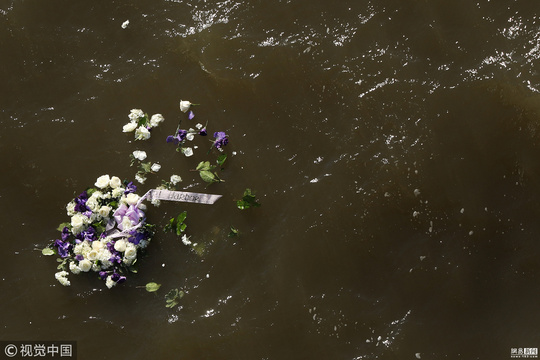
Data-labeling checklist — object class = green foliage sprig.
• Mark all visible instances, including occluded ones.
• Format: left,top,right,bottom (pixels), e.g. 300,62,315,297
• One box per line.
236,188,261,210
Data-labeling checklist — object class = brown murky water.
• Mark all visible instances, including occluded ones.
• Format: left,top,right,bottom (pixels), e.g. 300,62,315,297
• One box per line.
2,1,540,359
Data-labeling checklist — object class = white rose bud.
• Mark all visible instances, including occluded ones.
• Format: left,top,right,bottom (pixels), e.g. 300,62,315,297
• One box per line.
151,163,161,172
170,175,182,185
150,113,164,127
122,122,137,132
132,150,147,161
135,126,151,140
179,100,191,113
183,147,194,157
95,175,111,189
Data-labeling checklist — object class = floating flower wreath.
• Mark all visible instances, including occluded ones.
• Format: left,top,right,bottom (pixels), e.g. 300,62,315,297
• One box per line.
44,175,155,288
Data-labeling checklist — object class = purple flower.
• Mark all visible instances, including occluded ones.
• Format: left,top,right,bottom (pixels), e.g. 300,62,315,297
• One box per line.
54,239,72,258
124,182,137,194
76,226,97,242
74,191,89,212
199,128,207,136
188,111,195,120
128,231,146,245
109,253,122,264
99,271,108,280
75,254,84,261
61,226,70,241
111,273,127,283
213,131,229,149
166,129,188,145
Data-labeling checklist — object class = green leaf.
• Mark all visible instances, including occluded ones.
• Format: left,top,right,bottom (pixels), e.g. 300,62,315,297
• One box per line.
228,226,239,238
236,188,261,210
164,212,187,235
199,170,216,183
196,161,212,171
165,288,185,308
145,282,161,292
42,248,55,256
140,162,152,173
56,222,71,232
176,211,187,224
216,154,227,167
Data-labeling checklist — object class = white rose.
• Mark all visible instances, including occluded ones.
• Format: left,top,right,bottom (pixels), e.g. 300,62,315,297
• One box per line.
95,175,111,189
179,100,191,113
196,123,203,130
125,193,140,205
98,205,112,218
71,213,86,229
69,262,81,275
135,126,151,140
87,250,99,261
114,239,127,252
92,241,104,251
150,113,164,127
132,150,147,161
124,244,137,260
186,133,195,141
110,176,122,189
79,259,92,272
151,163,161,172
122,122,137,132
170,175,182,185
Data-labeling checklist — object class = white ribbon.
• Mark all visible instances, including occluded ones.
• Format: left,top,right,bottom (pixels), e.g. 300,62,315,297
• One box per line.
138,189,222,206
